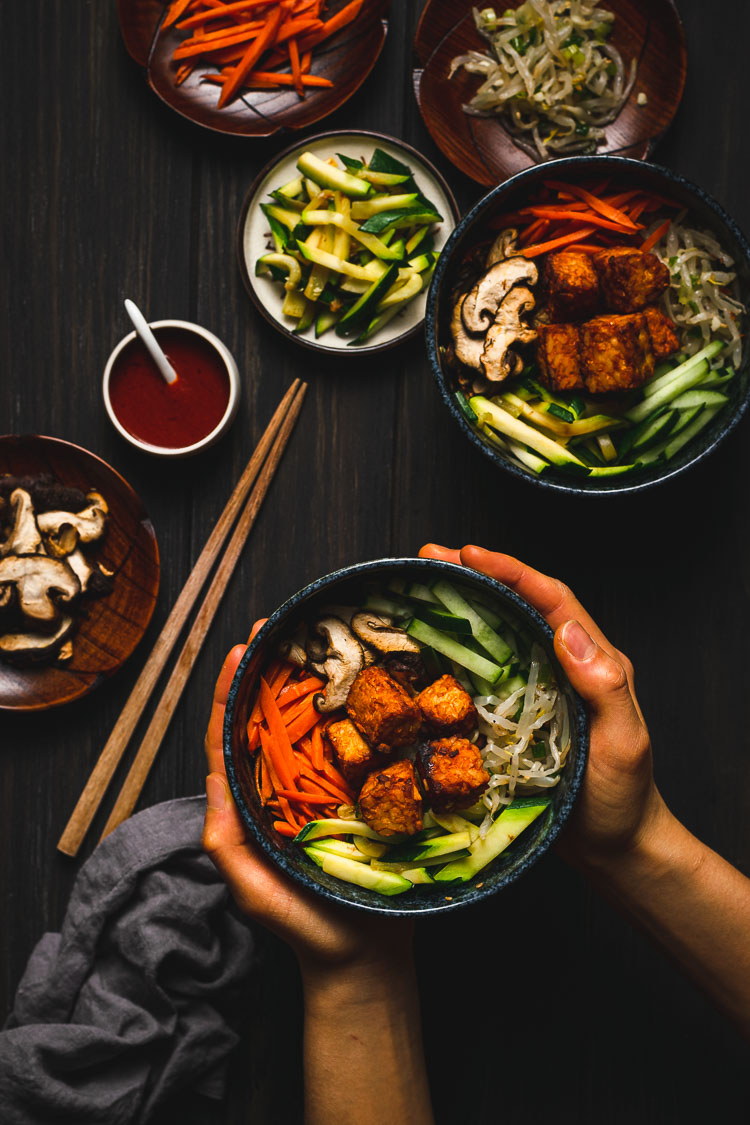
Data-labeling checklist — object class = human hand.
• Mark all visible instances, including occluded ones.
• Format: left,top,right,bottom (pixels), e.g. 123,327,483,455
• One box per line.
419,544,669,870
201,623,414,982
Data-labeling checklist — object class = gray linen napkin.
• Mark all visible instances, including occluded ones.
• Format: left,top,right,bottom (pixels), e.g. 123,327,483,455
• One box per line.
0,795,256,1125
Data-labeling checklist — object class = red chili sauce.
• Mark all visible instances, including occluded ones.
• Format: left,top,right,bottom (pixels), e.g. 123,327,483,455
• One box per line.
108,327,230,449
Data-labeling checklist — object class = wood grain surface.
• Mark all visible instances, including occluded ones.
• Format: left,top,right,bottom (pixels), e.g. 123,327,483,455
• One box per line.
1,1,749,1122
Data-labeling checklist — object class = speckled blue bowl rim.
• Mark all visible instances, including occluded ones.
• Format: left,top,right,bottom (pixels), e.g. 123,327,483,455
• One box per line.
425,155,750,498
223,557,589,917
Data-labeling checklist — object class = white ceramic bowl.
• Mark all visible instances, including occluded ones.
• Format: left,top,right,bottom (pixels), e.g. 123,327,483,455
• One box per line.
237,129,460,355
102,318,240,458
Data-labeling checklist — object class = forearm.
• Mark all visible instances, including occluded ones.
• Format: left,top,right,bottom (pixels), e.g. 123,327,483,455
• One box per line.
301,954,434,1125
580,805,750,1038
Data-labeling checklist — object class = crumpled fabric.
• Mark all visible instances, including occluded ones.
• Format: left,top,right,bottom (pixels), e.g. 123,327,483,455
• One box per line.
0,795,256,1125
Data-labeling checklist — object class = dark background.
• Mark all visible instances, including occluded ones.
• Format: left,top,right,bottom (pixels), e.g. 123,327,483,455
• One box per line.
2,1,749,1121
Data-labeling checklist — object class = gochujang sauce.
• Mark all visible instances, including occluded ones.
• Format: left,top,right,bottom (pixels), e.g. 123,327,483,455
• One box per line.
108,327,230,449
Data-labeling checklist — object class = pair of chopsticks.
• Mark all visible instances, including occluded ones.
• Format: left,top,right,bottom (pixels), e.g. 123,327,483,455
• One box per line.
57,378,307,857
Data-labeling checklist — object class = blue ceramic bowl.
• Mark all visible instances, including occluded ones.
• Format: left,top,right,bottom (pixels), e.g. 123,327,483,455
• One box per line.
224,558,589,916
426,156,750,497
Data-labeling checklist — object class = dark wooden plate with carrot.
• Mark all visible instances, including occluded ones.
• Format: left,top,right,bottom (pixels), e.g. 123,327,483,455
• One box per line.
0,436,159,711
119,0,391,138
413,0,686,187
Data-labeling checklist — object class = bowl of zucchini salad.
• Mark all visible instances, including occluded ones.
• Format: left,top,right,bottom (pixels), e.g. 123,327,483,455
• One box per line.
238,130,459,354
224,559,588,915
427,155,750,494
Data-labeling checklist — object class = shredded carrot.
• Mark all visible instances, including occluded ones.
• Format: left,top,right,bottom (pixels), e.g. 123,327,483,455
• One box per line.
163,0,196,30
268,661,294,698
312,723,324,772
543,180,641,230
285,698,323,743
523,208,642,234
641,218,671,254
165,0,358,105
259,678,300,786
288,36,303,96
276,789,338,805
521,226,597,257
272,820,298,837
201,71,333,87
218,3,285,105
278,676,325,704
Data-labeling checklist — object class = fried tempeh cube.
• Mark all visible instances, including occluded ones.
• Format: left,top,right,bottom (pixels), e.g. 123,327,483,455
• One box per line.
536,323,585,392
643,305,680,360
543,249,600,322
325,718,384,789
346,666,422,753
417,674,478,737
580,312,654,394
416,737,489,813
594,247,669,312
358,759,423,837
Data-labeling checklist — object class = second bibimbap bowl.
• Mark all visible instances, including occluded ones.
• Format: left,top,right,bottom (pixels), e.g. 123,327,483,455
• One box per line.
426,156,750,495
224,558,588,916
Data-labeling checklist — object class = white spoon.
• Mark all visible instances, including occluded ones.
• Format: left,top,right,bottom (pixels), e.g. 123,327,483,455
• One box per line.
124,299,178,385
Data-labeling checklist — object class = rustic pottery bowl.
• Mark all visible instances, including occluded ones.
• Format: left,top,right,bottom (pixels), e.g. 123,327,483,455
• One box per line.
224,557,588,916
102,319,240,458
426,156,750,496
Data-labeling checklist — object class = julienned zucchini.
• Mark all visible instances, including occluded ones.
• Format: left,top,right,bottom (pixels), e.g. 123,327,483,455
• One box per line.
336,264,399,337
434,797,551,883
470,396,588,469
296,152,372,199
295,818,399,844
305,848,412,895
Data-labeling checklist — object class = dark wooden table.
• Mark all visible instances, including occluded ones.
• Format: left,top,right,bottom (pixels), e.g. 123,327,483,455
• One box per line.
2,2,749,1121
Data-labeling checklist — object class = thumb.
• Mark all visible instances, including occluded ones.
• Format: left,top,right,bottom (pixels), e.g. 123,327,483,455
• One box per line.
554,619,640,732
202,772,248,857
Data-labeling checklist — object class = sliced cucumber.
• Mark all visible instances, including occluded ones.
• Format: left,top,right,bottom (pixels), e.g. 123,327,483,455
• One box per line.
362,592,410,619
433,797,550,883
295,818,399,844
669,389,728,410
416,605,473,636
455,390,478,423
296,152,372,199
384,830,473,864
404,582,439,604
336,264,399,337
307,838,370,862
471,396,588,469
431,580,513,665
641,340,724,399
372,851,471,871
306,849,412,895
315,309,339,338
351,193,420,220
352,836,388,859
406,619,504,683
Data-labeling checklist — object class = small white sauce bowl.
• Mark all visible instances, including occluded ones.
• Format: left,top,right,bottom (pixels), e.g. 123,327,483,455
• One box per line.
102,319,240,458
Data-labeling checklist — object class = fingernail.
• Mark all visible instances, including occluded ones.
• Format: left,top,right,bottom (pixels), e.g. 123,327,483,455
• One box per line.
560,620,596,661
206,774,228,810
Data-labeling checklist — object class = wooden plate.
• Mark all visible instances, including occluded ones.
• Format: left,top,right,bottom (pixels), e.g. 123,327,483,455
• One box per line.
119,0,391,138
0,436,160,711
413,0,687,187
237,129,459,354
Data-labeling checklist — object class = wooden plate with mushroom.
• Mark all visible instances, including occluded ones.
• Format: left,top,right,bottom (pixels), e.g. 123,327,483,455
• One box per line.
0,435,160,711
413,0,687,187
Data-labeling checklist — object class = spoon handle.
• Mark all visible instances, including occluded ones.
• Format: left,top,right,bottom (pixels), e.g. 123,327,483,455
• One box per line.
124,299,178,385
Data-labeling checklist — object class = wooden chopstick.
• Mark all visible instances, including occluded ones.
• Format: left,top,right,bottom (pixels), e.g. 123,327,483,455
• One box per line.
98,379,308,842
57,378,304,857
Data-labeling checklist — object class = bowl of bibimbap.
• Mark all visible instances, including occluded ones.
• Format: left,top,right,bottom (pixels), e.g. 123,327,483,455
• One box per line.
223,557,588,916
426,156,750,495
